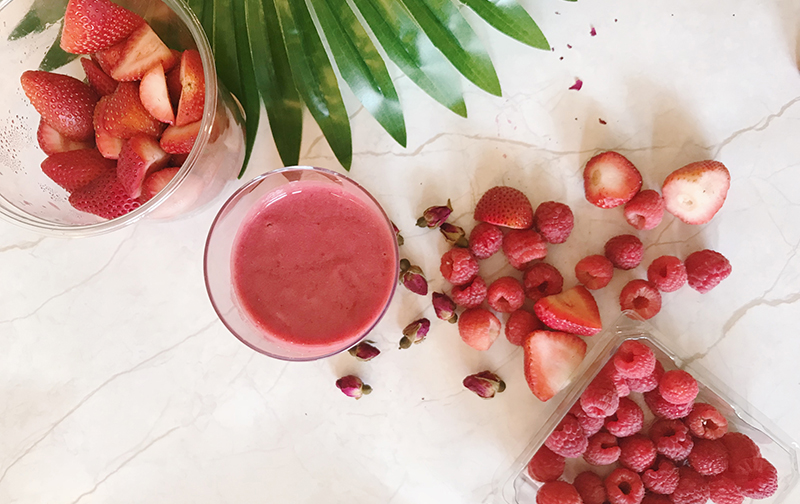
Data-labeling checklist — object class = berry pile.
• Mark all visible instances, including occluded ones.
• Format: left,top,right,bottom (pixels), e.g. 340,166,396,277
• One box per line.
527,340,779,504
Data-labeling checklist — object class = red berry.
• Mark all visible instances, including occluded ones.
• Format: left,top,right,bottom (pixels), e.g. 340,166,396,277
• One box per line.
686,403,728,440
583,431,621,466
486,276,525,313
68,172,141,219
600,361,631,397
613,340,656,379
658,370,699,404
641,494,671,504
535,481,582,504
474,186,534,229
642,458,679,494
468,222,503,259
708,474,745,504
619,279,662,320
580,375,620,418
440,248,479,285
575,254,614,290
570,402,606,437
503,229,548,269
505,309,543,346
729,457,778,499
649,418,694,461
721,432,761,464
527,445,565,482
624,189,664,230
573,471,607,504
545,414,589,458
523,263,564,302
534,201,574,243
685,249,732,293
41,149,115,193
21,71,99,141
627,360,664,393
605,234,645,270
61,0,145,54
647,255,687,292
457,308,501,351
451,276,488,309
584,151,643,209
604,468,645,504
605,397,644,437
619,434,657,473
689,439,729,476
671,467,710,504
644,389,694,420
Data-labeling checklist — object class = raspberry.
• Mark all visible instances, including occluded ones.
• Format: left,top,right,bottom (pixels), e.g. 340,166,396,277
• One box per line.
685,249,732,293
658,370,699,404
619,279,662,320
486,276,525,313
649,419,693,461
729,457,778,499
619,434,657,473
721,432,761,463
647,255,687,292
534,201,574,244
440,247,479,285
604,234,644,270
580,375,620,418
503,229,548,269
605,397,644,437
573,471,607,504
583,431,621,466
613,340,656,379
641,458,679,494
643,389,693,420
451,275,488,309
505,309,543,346
468,222,503,259
708,474,744,504
604,468,645,504
600,361,631,397
686,403,728,440
626,360,664,393
671,467,710,504
689,439,729,476
570,402,605,437
527,445,565,482
575,254,614,290
523,262,564,301
535,481,582,504
545,414,589,458
624,189,665,230
641,494,671,504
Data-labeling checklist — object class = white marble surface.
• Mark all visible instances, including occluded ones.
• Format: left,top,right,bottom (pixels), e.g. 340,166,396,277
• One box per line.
2,0,800,502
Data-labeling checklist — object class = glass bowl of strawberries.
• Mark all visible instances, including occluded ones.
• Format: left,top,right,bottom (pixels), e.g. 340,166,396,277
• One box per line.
0,0,245,236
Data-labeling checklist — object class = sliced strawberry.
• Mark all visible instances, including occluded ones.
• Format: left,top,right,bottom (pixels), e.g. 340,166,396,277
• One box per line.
80,57,118,96
662,160,730,225
41,148,115,193
583,151,643,208
117,135,170,198
165,66,182,108
99,82,164,139
20,70,99,141
170,153,190,166
534,286,602,337
93,100,124,159
95,23,175,82
141,166,180,202
37,118,93,155
140,64,175,124
60,0,144,54
165,49,182,72
68,172,141,219
175,49,205,126
457,307,501,351
523,330,587,401
473,186,533,229
160,120,200,154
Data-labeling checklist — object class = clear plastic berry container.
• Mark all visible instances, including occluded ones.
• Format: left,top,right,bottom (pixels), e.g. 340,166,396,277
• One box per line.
0,0,245,236
495,314,800,504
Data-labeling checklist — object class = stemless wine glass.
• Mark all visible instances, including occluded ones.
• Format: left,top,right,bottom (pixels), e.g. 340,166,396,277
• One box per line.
0,0,245,236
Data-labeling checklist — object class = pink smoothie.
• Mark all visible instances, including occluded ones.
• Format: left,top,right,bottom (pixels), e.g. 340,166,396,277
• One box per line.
231,179,397,349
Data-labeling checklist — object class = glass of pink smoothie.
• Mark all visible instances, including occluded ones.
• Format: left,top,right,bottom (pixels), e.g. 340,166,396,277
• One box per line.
204,166,399,361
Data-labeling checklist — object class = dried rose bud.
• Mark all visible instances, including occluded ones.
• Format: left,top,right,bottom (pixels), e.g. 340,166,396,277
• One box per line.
400,259,428,295
335,375,373,399
391,221,404,246
440,222,468,248
348,341,380,361
463,371,506,399
416,200,453,228
399,318,431,349
432,291,458,323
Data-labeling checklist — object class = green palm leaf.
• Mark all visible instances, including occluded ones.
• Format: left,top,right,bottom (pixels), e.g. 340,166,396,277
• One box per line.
459,0,549,50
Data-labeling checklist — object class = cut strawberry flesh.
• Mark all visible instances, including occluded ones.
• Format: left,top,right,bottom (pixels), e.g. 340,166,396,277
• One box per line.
117,135,170,198
37,118,94,156
176,49,205,126
95,23,176,82
662,161,730,225
160,120,200,154
141,166,180,202
140,64,175,124
524,330,587,401
534,286,603,336
583,151,642,209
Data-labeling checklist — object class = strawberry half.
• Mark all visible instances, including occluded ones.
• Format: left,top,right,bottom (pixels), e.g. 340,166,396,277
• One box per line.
117,135,170,198
80,57,118,96
534,285,602,336
661,160,730,225
473,186,534,229
69,172,141,219
37,119,93,155
21,70,99,141
60,0,144,54
97,82,164,139
141,166,180,202
95,23,177,82
41,148,115,192
523,330,587,401
175,49,205,126
583,151,643,208
160,120,200,154
140,64,175,124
